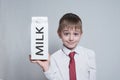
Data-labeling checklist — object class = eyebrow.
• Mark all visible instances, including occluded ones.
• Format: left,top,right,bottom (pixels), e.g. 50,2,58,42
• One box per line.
62,30,80,33
63,30,69,31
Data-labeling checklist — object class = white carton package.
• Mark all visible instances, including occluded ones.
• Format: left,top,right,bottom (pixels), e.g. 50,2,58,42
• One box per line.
31,17,48,60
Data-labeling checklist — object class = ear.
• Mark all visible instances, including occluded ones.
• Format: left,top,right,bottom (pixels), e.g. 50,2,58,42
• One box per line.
80,32,83,38
57,31,61,38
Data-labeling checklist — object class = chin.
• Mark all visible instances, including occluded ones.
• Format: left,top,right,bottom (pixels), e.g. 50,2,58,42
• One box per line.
64,43,77,50
70,45,78,49
67,46,76,50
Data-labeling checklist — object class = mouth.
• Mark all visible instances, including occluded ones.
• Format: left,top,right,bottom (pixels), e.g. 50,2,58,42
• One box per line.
67,42,75,45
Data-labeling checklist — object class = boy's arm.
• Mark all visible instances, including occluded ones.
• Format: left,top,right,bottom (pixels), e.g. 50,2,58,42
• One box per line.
30,54,62,80
88,51,96,80
44,56,62,80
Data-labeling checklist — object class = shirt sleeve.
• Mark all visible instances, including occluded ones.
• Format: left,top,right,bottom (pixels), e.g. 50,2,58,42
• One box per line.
44,56,62,80
88,50,96,80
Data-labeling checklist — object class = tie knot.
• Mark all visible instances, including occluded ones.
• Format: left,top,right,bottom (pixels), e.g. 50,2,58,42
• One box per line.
69,52,75,59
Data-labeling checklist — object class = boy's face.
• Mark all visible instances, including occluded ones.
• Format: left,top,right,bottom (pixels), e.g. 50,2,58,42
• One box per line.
58,28,82,50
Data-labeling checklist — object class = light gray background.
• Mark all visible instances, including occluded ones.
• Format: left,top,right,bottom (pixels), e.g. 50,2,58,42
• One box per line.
0,0,120,80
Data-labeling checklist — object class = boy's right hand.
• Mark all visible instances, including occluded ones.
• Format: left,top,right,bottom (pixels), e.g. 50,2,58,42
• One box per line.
29,54,50,72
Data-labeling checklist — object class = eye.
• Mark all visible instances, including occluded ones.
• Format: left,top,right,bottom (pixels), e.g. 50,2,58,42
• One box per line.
74,33,79,36
63,32,69,36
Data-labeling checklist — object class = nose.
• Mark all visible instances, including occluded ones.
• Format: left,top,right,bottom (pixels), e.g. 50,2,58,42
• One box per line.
69,35,74,41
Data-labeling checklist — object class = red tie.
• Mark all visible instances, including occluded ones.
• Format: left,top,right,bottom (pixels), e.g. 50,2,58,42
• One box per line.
69,52,76,80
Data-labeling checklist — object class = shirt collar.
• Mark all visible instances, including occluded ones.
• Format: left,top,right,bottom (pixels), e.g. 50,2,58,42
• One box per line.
62,45,80,56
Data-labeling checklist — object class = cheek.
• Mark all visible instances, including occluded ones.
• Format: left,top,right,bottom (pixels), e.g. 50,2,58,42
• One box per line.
61,36,68,41
75,36,81,41
60,34,69,41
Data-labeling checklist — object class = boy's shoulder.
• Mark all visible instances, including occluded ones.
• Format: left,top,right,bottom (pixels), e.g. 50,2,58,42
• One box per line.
51,49,63,58
79,46,95,58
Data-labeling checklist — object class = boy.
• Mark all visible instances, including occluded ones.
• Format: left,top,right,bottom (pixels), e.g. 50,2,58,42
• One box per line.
30,13,96,80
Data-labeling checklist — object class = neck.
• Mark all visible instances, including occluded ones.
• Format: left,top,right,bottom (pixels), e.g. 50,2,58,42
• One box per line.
63,44,76,51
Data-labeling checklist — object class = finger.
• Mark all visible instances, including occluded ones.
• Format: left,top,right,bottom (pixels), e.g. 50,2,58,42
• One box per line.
29,54,37,62
29,54,32,61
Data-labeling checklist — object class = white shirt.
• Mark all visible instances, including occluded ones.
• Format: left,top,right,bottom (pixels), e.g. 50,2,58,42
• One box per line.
44,45,96,80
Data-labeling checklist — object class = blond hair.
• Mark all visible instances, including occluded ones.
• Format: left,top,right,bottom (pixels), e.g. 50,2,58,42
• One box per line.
57,13,83,33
